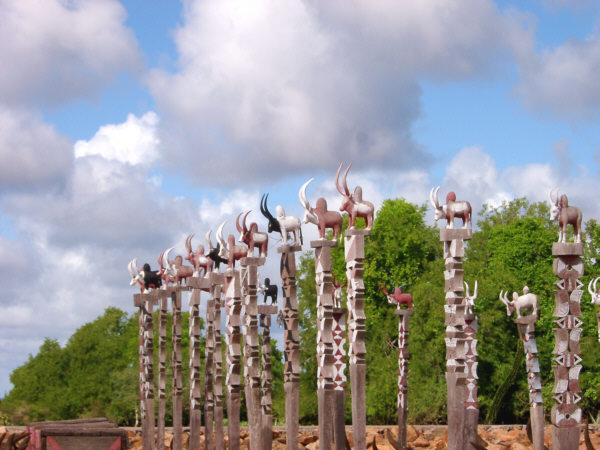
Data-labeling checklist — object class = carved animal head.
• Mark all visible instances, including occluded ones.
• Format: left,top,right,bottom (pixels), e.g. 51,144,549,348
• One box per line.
429,186,445,222
335,162,354,212
128,259,143,288
549,189,561,221
260,193,281,234
589,277,600,305
299,178,319,225
464,280,478,308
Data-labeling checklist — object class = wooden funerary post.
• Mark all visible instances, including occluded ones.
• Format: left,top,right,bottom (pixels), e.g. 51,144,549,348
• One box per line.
312,238,337,449
549,191,584,450
279,244,302,450
259,304,278,450
171,287,183,450
332,305,347,450
224,267,243,450
395,308,414,449
211,272,226,450
205,286,216,450
241,256,266,450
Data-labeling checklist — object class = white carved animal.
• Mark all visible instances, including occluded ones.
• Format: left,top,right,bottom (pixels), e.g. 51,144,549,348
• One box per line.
128,259,146,292
464,280,478,310
588,277,600,306
429,186,472,229
499,287,538,318
549,189,582,243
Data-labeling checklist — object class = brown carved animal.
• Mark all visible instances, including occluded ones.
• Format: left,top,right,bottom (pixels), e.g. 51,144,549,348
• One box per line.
549,190,582,243
164,247,194,285
185,233,214,276
236,211,268,257
378,282,413,309
429,186,472,229
335,163,374,229
217,221,247,268
299,178,343,239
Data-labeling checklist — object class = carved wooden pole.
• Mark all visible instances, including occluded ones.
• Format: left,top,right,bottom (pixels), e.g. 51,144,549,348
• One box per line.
134,293,157,450
205,290,216,450
345,228,369,450
278,244,301,450
332,306,347,450
224,267,242,450
241,256,265,450
395,307,414,449
515,314,544,450
312,238,337,449
464,286,479,449
551,240,584,448
259,304,278,450
157,293,167,449
171,288,183,450
187,275,209,449
211,272,226,450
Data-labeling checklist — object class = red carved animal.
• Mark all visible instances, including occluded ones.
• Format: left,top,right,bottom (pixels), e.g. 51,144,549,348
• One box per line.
164,247,194,285
429,186,472,229
185,233,214,277
549,190,582,243
335,163,374,229
236,211,268,257
299,178,343,239
378,282,413,309
217,221,247,268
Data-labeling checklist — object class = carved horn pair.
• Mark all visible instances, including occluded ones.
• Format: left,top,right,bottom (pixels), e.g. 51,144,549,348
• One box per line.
377,281,390,297
429,186,441,209
216,221,227,250
548,188,559,206
236,211,251,233
498,290,511,307
588,277,600,296
185,234,194,254
335,162,352,197
464,280,478,299
260,194,274,221
128,259,139,277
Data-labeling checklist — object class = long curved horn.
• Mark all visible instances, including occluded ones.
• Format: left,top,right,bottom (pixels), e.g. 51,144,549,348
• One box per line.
243,210,251,232
128,260,136,277
217,221,227,249
185,234,194,254
206,230,213,251
498,290,509,307
164,247,174,269
594,277,599,293
299,178,313,211
429,186,441,209
236,212,243,233
341,163,352,196
335,162,345,196
377,281,389,296
260,194,274,221
464,281,471,299
473,280,478,299
589,278,595,296
158,252,164,270
132,258,139,274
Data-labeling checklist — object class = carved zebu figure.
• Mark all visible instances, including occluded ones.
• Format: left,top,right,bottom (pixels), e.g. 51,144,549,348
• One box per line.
217,221,247,268
549,190,582,243
335,163,374,229
332,277,347,309
299,178,343,239
378,282,413,309
164,248,194,285
464,280,478,310
128,259,162,293
429,186,472,229
258,277,278,305
499,287,539,318
260,194,303,246
185,233,213,277
236,211,268,257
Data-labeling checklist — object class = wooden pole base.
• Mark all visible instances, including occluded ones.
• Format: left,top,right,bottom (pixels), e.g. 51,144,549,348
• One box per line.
446,372,466,450
227,393,241,450
552,425,579,450
350,364,367,450
465,408,479,449
285,382,299,450
318,388,334,450
333,390,346,450
190,410,202,450
531,404,545,450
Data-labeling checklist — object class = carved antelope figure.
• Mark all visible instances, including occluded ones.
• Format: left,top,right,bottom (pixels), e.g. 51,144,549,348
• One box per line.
206,230,228,270
258,277,278,305
260,193,303,246
429,186,472,229
332,276,347,308
299,178,343,239
128,259,162,293
335,163,374,229
217,221,247,268
236,211,268,257
464,280,478,312
499,287,538,318
185,233,213,277
378,282,413,309
549,190,582,243
164,247,194,285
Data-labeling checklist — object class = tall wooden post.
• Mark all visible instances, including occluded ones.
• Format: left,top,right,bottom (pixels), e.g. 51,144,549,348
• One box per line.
224,267,242,450
171,288,183,450
157,293,168,449
278,244,301,450
241,256,265,450
134,293,157,450
312,239,337,450
551,240,584,449
205,290,216,450
345,228,369,450
332,306,347,450
395,308,414,449
187,276,209,450
211,272,226,450
259,304,278,450
514,314,544,450
440,227,472,450
464,301,478,448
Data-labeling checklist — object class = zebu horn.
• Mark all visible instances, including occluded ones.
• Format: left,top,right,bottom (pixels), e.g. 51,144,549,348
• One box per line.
260,194,274,221
131,258,140,274
341,163,352,196
464,281,471,299
299,178,313,211
242,210,251,232
429,186,441,209
335,162,346,196
216,221,227,249
588,278,595,296
128,260,136,277
185,234,194,254
206,230,213,251
235,212,243,233
498,290,509,307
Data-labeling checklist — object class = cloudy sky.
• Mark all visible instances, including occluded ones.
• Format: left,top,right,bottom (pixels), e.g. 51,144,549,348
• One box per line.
1,0,600,395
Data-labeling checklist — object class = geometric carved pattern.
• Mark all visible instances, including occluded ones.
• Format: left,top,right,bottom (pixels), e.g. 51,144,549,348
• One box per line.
332,309,347,391
551,242,584,430
440,228,472,450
